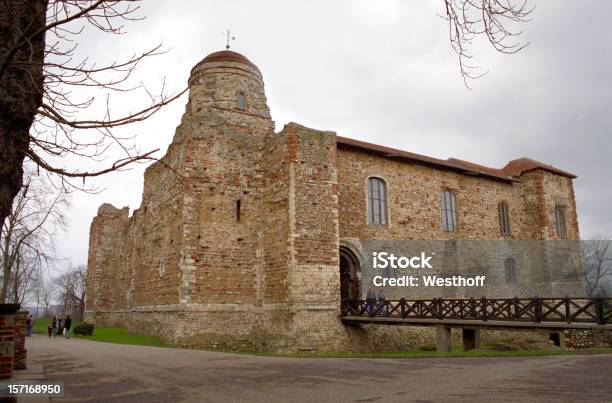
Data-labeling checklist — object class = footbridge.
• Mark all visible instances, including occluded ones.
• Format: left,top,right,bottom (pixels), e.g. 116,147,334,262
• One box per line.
341,297,612,351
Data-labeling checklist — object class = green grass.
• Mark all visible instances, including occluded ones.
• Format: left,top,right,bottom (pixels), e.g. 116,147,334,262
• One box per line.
32,317,167,347
73,326,167,347
32,317,53,335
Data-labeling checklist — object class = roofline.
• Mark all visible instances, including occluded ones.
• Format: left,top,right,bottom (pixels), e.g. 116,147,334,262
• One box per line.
336,136,516,182
504,158,577,179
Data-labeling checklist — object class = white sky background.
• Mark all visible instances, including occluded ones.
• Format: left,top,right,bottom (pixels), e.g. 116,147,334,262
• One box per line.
49,0,612,267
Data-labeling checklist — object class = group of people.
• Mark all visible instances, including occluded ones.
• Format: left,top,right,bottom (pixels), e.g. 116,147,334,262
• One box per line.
366,288,386,315
47,315,72,338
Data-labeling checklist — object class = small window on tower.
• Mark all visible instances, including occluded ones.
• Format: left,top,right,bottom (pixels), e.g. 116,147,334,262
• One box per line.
367,177,388,225
555,206,566,238
498,202,511,235
440,190,457,232
237,92,246,109
504,257,516,284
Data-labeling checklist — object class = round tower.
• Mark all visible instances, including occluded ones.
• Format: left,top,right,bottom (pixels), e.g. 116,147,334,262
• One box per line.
186,50,273,135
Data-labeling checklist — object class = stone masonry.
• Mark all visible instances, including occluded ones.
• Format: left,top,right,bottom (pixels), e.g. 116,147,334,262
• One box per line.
86,50,585,352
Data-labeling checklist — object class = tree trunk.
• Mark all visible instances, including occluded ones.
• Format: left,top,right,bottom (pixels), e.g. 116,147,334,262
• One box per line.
0,0,48,226
0,261,10,303
11,253,20,303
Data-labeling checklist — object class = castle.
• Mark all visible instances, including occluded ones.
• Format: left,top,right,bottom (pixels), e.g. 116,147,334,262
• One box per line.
85,49,584,352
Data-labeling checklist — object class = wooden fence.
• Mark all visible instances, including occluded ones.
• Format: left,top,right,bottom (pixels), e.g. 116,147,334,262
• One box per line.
341,297,612,325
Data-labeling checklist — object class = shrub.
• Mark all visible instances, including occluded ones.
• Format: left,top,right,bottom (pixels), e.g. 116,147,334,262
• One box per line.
73,322,95,336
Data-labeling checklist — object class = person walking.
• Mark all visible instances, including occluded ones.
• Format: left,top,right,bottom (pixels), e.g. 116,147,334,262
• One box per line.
25,315,32,337
64,315,72,338
377,289,386,316
366,287,375,316
51,316,58,338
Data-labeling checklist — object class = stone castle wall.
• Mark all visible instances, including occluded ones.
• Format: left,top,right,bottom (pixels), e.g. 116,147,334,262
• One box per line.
336,145,579,241
85,50,585,353
335,145,584,299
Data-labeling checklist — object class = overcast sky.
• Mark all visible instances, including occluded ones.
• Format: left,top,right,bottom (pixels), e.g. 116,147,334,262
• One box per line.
49,0,612,267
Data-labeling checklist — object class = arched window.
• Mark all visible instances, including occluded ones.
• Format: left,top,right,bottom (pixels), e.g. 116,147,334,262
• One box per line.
555,206,566,237
498,202,511,235
237,92,246,109
367,177,387,225
440,190,457,232
504,257,516,284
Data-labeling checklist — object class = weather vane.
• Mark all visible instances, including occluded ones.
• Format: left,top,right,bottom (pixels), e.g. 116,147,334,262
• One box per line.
222,29,235,50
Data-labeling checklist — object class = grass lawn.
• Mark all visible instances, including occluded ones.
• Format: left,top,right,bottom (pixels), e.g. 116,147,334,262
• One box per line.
32,317,52,335
73,327,167,347
32,317,167,347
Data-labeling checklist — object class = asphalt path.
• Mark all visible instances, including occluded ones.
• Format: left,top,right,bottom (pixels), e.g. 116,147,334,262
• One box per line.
26,334,612,402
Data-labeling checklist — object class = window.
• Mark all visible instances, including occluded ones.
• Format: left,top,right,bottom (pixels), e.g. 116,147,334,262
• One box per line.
158,256,165,277
498,202,511,235
440,190,457,232
504,258,516,284
236,200,241,221
367,177,388,225
555,206,566,237
237,92,246,109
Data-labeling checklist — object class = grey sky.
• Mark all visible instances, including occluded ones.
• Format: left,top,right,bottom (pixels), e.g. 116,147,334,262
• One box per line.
51,0,612,266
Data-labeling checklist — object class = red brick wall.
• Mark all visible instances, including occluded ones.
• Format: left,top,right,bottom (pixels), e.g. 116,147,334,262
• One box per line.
0,309,28,379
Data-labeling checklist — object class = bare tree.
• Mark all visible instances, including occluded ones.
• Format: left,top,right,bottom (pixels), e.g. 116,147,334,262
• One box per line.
41,277,56,317
55,263,87,319
0,0,186,227
443,0,533,86
0,166,69,303
7,247,43,304
28,269,46,316
581,236,612,297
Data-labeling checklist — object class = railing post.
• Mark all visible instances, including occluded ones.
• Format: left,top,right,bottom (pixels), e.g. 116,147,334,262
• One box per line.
595,298,605,325
534,296,542,323
469,297,476,319
564,296,571,324
400,298,406,319
513,297,519,320
481,297,488,321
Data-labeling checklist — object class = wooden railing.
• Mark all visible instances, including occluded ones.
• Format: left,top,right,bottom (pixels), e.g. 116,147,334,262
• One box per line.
341,297,612,325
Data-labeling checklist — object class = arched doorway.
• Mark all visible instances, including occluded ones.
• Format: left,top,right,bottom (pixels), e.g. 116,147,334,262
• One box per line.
339,246,361,301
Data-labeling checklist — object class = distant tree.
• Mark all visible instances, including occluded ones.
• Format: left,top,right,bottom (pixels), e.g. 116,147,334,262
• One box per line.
55,264,87,319
6,248,42,305
41,277,56,317
581,236,612,297
0,166,68,303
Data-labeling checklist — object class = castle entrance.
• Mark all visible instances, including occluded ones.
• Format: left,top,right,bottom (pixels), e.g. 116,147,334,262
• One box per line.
339,246,361,301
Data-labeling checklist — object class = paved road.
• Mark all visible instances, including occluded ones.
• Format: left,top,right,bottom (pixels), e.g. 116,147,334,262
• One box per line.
26,335,611,402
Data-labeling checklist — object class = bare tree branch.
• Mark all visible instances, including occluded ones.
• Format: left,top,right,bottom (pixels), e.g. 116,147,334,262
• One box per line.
442,0,533,88
0,165,69,303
